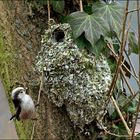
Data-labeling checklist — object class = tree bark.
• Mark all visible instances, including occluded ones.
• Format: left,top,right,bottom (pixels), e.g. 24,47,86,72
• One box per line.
0,0,40,139
0,1,100,139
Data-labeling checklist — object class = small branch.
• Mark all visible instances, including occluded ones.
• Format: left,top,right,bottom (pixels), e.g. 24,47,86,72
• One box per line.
79,0,83,12
31,71,44,140
37,71,44,104
125,50,138,78
113,115,127,123
107,46,139,98
104,128,129,138
107,43,140,85
120,68,135,96
111,96,132,136
122,91,139,109
30,123,35,140
107,0,129,97
131,0,140,139
116,18,138,79
47,0,51,26
127,7,140,14
132,101,140,139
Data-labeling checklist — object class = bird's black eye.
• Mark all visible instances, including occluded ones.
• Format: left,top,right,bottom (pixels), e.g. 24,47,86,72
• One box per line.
19,90,24,94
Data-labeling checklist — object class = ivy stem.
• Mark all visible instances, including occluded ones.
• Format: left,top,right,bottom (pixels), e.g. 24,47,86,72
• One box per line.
31,70,44,140
47,0,51,26
111,96,131,136
79,0,83,12
131,0,140,139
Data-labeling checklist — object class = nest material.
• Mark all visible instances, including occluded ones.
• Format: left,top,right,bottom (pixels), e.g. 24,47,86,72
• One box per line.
36,23,112,129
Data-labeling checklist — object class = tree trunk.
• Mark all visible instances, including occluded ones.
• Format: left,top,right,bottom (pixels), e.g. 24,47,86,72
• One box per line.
0,1,71,139
0,0,41,139
0,1,101,139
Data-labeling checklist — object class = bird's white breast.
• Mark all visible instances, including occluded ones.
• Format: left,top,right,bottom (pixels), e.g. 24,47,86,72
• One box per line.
20,94,35,120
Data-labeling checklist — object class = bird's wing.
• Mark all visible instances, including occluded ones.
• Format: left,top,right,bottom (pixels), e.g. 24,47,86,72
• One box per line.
15,105,21,121
12,98,20,108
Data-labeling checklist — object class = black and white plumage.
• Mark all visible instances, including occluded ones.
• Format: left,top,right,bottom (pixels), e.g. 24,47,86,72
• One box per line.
10,87,35,121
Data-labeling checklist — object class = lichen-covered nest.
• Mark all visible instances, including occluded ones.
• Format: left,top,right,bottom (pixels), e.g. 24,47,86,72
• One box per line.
36,23,112,129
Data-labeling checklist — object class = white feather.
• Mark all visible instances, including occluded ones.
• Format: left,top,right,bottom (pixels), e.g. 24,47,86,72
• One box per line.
11,87,35,120
11,87,25,99
20,94,35,120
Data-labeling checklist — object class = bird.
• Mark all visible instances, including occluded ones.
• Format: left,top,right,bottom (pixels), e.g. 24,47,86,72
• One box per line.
10,87,35,121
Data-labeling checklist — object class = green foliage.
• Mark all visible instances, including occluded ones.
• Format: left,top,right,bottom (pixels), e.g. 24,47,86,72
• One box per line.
68,11,109,46
92,1,124,35
34,0,124,56
84,4,92,15
68,1,124,56
36,0,64,13
51,0,64,13
128,32,138,55
75,34,93,50
93,36,107,56
127,99,137,113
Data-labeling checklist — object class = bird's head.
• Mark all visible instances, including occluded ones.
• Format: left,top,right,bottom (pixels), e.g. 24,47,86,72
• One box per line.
11,87,26,100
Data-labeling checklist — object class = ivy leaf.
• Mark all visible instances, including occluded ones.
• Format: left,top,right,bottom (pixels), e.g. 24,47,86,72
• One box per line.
51,0,65,13
128,32,138,55
107,101,115,116
68,11,109,45
92,2,124,34
92,36,107,57
75,33,92,49
75,35,107,56
127,99,137,113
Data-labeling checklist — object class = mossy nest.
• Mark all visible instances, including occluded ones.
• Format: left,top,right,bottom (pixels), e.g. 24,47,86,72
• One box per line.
36,23,112,129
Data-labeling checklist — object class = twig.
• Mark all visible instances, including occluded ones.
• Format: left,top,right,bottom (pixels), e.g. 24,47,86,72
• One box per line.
104,127,129,138
120,68,135,96
122,91,138,111
132,101,140,139
113,115,127,123
30,123,35,140
79,0,83,12
125,50,138,78
47,0,51,26
107,43,140,85
37,71,44,104
111,96,131,136
116,14,138,79
131,0,140,139
107,0,129,97
124,21,140,87
127,7,140,14
107,43,139,97
30,71,44,140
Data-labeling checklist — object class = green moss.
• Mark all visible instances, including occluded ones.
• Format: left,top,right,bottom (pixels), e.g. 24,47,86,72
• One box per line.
0,32,32,139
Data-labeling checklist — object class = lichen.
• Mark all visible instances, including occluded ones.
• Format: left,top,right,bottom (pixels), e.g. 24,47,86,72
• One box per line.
36,23,112,129
0,32,32,140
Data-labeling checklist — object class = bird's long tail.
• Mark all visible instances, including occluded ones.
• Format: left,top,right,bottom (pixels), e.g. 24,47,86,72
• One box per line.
8,114,16,123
